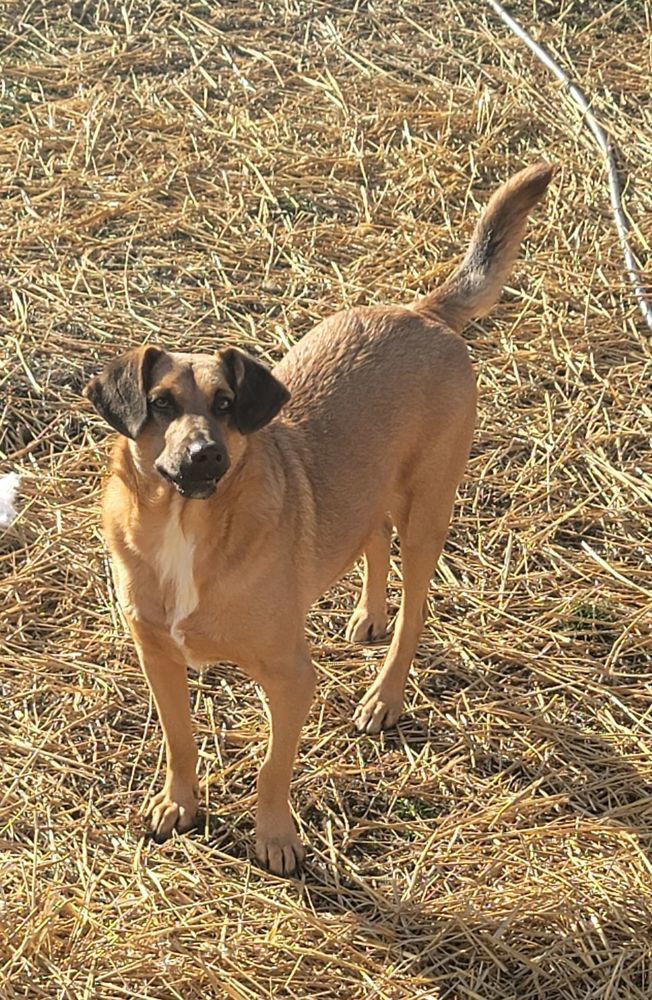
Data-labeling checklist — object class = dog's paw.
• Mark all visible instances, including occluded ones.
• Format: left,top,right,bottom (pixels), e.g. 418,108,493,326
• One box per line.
345,606,388,644
353,685,403,734
255,817,304,877
148,781,199,843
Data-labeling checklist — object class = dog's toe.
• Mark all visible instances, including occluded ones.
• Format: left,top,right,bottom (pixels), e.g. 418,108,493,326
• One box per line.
148,783,199,842
345,607,388,644
256,831,304,877
353,688,403,734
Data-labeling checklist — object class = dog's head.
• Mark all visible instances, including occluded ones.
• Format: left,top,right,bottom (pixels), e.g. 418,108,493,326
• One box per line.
84,346,289,499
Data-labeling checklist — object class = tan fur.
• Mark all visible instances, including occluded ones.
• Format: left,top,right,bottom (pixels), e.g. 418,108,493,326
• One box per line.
87,164,553,875
416,162,554,331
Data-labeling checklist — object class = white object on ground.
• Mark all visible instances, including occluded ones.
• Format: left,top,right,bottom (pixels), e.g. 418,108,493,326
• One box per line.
0,473,21,528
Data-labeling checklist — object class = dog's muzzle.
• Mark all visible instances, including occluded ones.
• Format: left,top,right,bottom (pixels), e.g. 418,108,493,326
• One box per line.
156,441,229,500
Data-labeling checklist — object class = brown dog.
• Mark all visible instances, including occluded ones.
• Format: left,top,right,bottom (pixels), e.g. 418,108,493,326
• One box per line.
85,164,552,875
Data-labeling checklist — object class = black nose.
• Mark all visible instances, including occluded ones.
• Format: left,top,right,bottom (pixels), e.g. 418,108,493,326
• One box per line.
187,441,226,475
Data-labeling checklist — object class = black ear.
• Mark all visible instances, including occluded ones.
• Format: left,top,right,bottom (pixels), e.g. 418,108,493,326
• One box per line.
221,347,290,434
84,346,162,439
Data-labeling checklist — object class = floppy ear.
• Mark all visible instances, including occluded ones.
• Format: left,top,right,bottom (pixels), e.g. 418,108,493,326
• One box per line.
221,347,290,434
84,346,162,439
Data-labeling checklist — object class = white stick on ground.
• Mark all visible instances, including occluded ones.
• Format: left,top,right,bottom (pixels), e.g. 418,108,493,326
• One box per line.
486,0,652,335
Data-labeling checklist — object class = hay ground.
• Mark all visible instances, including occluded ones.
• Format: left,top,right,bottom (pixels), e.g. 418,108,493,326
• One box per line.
1,1,651,997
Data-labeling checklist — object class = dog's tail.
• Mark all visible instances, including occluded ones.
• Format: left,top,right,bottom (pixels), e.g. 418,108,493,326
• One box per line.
414,163,554,332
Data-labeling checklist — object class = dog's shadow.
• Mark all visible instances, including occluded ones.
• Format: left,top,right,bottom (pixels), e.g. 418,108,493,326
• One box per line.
293,684,652,989
141,651,652,992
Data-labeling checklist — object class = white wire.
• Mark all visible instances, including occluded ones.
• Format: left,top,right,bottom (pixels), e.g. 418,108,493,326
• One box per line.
486,0,652,335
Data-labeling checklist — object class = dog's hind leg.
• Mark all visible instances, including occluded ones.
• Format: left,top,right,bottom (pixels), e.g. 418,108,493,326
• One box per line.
353,532,446,734
353,431,472,734
345,516,392,644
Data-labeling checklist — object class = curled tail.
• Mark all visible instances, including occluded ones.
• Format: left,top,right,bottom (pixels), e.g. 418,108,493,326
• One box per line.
415,163,554,332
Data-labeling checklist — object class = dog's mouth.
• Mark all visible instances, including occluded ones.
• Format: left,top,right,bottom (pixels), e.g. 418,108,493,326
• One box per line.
156,466,217,500
177,481,216,500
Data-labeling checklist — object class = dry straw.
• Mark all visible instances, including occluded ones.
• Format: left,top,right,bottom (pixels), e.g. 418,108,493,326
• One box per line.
1,2,651,998
487,0,652,335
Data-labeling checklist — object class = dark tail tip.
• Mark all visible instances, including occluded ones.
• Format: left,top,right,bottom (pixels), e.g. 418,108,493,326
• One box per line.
510,161,556,206
413,162,555,331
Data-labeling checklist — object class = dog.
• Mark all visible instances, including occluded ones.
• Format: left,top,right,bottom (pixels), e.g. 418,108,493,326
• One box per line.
85,163,553,875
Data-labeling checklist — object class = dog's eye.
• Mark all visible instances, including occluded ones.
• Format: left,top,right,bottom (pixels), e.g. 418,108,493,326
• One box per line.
213,396,232,413
150,394,174,412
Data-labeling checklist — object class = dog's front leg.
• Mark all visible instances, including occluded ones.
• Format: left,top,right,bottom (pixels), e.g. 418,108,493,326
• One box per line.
127,616,199,841
249,644,316,876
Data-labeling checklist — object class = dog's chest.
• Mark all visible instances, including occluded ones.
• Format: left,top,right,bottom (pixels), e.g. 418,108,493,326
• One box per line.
155,502,199,650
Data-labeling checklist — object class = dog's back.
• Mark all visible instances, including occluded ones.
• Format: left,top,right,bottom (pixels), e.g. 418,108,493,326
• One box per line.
274,163,553,590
